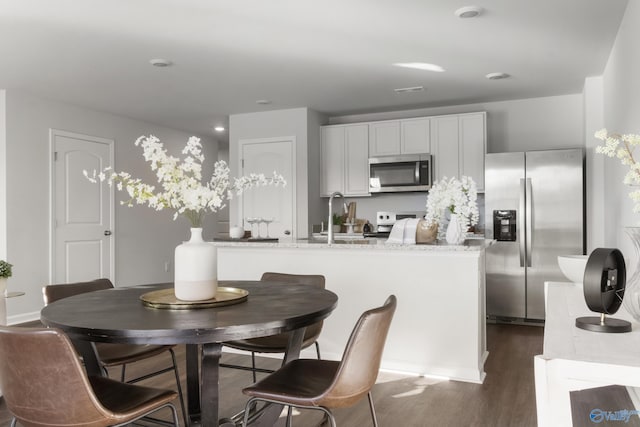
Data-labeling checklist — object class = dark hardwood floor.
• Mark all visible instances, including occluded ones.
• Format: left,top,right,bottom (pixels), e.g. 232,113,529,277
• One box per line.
0,323,543,427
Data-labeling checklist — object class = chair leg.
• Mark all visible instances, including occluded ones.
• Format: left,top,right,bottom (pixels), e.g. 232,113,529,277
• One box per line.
10,417,16,427
286,405,293,427
367,391,378,427
251,351,257,383
169,348,189,427
315,341,321,359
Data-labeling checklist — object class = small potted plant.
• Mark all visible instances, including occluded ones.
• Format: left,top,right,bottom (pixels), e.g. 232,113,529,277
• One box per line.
0,260,13,297
332,213,344,233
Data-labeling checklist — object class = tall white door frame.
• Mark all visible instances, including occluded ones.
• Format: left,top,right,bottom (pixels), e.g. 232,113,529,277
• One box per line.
237,136,296,239
49,129,115,283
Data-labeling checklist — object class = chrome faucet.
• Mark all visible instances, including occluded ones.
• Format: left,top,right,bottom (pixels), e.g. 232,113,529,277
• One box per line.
328,191,347,244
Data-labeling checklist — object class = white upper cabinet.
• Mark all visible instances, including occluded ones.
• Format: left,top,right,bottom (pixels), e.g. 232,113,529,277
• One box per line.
344,125,370,195
400,118,430,154
431,112,486,191
320,112,485,196
459,113,486,191
320,126,345,197
432,115,460,181
369,121,400,157
320,124,369,197
369,118,431,156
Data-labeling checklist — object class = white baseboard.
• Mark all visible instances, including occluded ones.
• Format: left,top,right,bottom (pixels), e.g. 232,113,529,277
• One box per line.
8,310,40,325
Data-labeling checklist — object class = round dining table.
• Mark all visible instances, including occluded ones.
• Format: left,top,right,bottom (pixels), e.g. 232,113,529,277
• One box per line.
40,280,338,426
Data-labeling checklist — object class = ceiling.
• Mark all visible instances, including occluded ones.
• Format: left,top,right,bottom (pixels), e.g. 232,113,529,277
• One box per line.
0,0,630,141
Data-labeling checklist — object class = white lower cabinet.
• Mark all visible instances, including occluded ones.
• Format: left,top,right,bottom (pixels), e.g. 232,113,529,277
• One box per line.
321,124,369,197
431,112,486,190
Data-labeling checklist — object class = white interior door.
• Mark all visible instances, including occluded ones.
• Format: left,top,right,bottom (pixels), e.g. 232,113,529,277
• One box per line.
239,137,295,239
52,130,114,283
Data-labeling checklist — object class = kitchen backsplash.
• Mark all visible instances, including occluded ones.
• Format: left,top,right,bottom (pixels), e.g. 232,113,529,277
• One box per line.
343,193,486,233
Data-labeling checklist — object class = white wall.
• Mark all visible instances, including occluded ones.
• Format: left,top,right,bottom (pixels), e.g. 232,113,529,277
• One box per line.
229,108,321,238
0,90,6,261
3,90,217,323
329,95,584,229
306,109,326,229
583,77,606,251
597,0,640,262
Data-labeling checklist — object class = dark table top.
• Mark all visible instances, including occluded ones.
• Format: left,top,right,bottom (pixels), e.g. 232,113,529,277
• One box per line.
40,281,338,345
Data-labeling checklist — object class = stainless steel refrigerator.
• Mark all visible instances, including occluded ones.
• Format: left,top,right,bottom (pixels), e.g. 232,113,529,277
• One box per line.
485,149,584,321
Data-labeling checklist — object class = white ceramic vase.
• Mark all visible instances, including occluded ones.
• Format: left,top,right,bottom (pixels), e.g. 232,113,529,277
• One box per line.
445,214,466,245
174,228,218,301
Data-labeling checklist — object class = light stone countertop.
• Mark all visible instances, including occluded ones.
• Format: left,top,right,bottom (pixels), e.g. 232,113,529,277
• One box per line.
212,237,493,252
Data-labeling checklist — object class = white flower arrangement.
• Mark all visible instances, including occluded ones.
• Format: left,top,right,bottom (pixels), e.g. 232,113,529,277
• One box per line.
424,176,479,228
84,135,286,227
595,128,640,214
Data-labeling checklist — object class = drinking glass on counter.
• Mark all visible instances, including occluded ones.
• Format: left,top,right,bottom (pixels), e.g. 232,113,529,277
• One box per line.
246,217,260,238
263,217,274,238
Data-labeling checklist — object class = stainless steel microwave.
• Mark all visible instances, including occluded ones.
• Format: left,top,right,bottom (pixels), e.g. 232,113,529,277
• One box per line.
369,154,432,193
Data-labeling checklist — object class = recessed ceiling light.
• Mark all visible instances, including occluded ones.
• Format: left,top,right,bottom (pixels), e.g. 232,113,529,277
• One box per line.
455,6,483,18
214,126,225,132
394,86,425,94
149,58,173,67
485,72,510,80
255,99,272,105
393,63,445,73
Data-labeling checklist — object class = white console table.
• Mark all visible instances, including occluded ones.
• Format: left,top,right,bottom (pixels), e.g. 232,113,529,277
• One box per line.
535,282,640,426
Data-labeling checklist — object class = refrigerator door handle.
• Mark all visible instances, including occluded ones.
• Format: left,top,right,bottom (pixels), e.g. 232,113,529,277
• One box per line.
526,178,533,267
519,178,526,267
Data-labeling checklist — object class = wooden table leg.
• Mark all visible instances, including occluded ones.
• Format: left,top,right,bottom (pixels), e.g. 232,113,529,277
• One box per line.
186,344,201,425
201,342,223,426
71,340,102,377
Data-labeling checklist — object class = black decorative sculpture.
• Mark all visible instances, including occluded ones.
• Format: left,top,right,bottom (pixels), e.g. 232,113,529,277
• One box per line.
576,248,631,333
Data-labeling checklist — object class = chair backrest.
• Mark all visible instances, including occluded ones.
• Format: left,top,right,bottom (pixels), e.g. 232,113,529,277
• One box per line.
260,272,326,340
317,295,397,408
0,326,114,426
43,278,114,305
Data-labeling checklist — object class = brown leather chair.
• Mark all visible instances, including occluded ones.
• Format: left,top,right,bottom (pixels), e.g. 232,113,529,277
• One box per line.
0,326,180,427
220,272,326,382
43,278,186,425
242,295,397,427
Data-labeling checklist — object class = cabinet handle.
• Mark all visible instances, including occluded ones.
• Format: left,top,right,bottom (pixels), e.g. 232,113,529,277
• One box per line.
104,230,112,236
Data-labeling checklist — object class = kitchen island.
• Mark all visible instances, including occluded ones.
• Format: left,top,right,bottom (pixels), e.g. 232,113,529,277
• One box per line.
215,238,490,383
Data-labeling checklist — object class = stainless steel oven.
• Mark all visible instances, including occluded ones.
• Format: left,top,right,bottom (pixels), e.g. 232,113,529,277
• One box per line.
369,154,432,193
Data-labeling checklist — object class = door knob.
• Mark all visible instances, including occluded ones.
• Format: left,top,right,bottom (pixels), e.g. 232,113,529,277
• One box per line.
104,230,112,236
284,230,291,235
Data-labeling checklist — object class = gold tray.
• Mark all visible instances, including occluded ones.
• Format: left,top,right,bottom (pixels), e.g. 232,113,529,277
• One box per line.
140,287,248,310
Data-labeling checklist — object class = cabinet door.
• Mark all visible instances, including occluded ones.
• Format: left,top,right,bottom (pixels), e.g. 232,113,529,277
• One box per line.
459,113,486,191
344,125,370,196
431,116,460,182
401,118,430,154
369,121,400,156
320,126,345,196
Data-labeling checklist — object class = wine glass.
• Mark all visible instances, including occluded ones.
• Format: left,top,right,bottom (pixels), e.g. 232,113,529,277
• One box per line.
254,217,264,239
263,217,274,238
246,217,258,238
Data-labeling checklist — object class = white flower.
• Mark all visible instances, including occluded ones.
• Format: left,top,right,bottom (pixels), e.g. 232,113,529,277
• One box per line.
595,128,640,219
86,135,286,227
425,176,479,228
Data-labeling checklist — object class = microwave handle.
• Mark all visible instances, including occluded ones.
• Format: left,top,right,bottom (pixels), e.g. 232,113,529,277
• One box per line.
415,162,420,184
